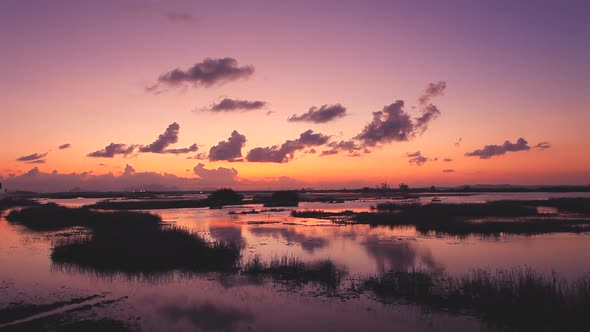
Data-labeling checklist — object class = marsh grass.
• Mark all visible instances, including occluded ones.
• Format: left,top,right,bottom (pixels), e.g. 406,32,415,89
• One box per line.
292,205,590,235
374,201,539,217
363,267,590,331
51,225,241,273
291,210,355,218
228,208,287,215
7,204,241,273
242,256,345,287
6,203,160,231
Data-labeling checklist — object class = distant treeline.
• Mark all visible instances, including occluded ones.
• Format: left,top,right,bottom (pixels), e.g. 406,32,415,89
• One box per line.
5,184,590,199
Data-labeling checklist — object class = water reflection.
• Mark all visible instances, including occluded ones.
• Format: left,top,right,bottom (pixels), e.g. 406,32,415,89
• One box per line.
209,220,246,247
248,226,329,253
158,301,255,331
362,234,443,272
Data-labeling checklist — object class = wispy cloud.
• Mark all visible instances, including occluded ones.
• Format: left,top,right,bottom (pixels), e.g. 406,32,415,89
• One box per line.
465,138,531,159
58,143,71,150
201,98,267,112
148,58,254,92
88,143,136,158
16,152,47,162
288,104,347,123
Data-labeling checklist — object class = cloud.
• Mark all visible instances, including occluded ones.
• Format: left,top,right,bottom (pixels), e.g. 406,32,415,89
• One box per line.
149,58,254,91
88,143,136,158
418,81,447,105
246,129,329,163
139,122,198,154
354,100,414,146
2,165,304,192
24,167,41,176
186,153,208,160
414,104,441,134
406,151,429,166
203,98,267,112
16,152,47,162
288,104,347,123
443,158,453,162
193,163,238,185
209,130,247,162
123,164,135,175
442,169,455,173
535,142,551,149
58,143,71,150
465,138,531,159
320,140,364,157
26,160,46,164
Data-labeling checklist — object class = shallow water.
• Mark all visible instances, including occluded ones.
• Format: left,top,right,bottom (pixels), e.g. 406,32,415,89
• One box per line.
2,192,590,331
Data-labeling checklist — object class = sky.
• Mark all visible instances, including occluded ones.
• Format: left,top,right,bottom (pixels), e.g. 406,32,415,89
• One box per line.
1,0,589,192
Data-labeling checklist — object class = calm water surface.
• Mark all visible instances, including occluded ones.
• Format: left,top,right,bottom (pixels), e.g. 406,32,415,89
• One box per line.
1,192,589,331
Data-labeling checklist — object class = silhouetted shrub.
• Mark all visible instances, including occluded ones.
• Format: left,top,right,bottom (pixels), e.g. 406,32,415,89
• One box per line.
263,190,300,207
207,188,244,207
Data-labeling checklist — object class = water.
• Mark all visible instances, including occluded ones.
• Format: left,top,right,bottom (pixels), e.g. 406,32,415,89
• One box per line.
1,191,589,331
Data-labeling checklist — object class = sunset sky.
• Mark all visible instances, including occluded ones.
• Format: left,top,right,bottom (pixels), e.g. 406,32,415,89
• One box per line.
1,0,589,191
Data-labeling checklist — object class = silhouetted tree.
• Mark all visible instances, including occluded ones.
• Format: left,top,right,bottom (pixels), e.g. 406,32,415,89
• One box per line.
207,188,243,207
264,190,300,207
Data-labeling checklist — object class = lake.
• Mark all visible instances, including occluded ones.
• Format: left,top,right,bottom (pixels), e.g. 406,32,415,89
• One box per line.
1,191,589,331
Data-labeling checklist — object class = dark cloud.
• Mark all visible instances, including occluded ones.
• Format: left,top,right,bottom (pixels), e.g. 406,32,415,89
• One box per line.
165,12,194,22
246,130,329,163
443,158,453,162
123,164,136,175
164,144,199,154
288,104,347,123
298,129,330,145
24,167,40,176
88,143,136,158
150,58,254,91
442,169,455,173
204,98,267,112
186,153,208,160
58,143,71,150
354,101,414,146
418,81,447,105
535,142,551,149
414,104,441,134
209,130,247,162
320,140,363,157
193,163,238,185
406,151,429,166
465,138,531,159
139,122,198,154
17,152,47,162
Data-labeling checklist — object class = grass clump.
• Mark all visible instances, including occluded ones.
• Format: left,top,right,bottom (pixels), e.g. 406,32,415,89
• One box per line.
374,201,539,218
242,256,344,287
363,267,590,331
7,204,241,273
291,210,355,218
